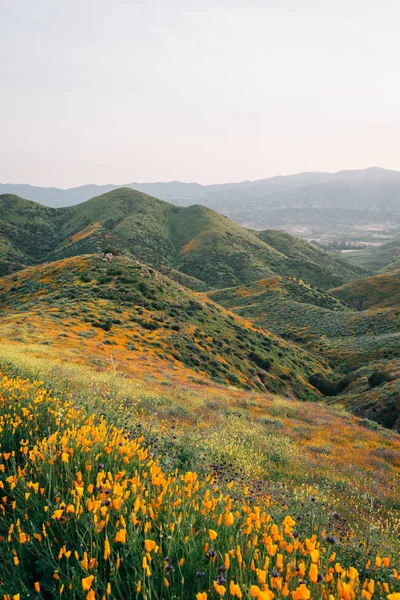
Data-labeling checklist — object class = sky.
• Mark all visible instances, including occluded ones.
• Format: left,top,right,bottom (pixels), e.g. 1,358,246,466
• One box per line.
1,0,400,187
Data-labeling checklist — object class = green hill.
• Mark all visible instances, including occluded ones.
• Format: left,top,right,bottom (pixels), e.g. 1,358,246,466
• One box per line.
380,259,400,273
330,271,400,309
0,189,366,289
0,194,59,275
256,230,367,288
210,276,400,429
0,254,330,398
344,239,400,271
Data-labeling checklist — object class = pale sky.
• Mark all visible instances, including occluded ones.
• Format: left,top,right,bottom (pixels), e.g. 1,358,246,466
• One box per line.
1,0,400,187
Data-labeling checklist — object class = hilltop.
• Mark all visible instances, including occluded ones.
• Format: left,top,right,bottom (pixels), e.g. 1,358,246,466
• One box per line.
0,254,329,397
0,189,366,288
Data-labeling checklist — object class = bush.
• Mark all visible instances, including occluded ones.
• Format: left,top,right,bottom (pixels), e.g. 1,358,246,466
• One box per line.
368,370,391,388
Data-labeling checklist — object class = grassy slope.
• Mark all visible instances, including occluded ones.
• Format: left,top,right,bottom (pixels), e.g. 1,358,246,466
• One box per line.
330,271,400,310
0,254,330,398
380,259,400,273
209,278,400,430
1,190,365,289
58,189,367,288
257,230,368,288
0,365,399,598
0,194,59,275
56,189,287,288
344,239,400,271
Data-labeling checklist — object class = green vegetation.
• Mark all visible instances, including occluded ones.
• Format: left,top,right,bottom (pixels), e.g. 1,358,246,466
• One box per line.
256,230,367,288
1,188,400,599
380,259,400,273
331,271,400,309
0,189,366,288
344,240,400,272
209,276,400,430
0,351,399,600
0,194,59,275
0,255,330,398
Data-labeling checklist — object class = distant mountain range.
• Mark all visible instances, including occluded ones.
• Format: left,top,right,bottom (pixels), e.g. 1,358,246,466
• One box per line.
2,167,400,240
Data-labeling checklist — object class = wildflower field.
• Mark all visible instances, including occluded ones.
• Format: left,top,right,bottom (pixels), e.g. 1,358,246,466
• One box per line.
0,360,399,600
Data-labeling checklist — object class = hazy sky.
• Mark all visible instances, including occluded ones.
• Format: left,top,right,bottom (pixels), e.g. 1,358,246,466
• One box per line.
1,0,400,186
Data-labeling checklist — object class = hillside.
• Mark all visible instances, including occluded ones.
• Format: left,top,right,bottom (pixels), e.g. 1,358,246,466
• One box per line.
0,254,330,398
210,277,400,430
0,194,59,274
1,199,400,599
331,271,400,310
0,189,366,288
344,239,400,271
256,229,366,288
0,366,399,599
381,259,400,273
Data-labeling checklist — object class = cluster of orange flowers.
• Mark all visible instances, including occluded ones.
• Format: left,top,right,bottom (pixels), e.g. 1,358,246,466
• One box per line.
0,373,398,599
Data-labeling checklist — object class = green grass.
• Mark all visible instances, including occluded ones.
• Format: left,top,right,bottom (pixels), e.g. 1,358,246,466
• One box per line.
256,230,368,288
208,277,400,430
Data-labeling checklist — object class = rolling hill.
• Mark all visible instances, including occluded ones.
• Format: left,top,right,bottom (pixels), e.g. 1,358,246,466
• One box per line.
344,239,400,272
0,188,367,288
1,192,400,598
0,194,59,274
331,270,400,310
0,254,330,398
381,259,400,273
209,275,400,430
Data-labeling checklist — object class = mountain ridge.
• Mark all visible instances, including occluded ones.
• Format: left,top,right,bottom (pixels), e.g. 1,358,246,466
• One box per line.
2,166,399,207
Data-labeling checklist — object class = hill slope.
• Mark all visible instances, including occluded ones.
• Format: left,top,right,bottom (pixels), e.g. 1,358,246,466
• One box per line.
344,239,400,271
330,270,400,310
210,275,400,430
0,189,366,289
0,194,59,274
0,367,399,598
0,254,330,398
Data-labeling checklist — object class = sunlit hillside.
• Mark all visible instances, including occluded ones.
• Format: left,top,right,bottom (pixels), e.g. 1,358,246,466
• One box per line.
0,355,399,599
0,191,399,600
0,255,330,397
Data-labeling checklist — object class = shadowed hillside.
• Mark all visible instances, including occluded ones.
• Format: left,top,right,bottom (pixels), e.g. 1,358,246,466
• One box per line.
210,276,400,430
0,194,59,274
